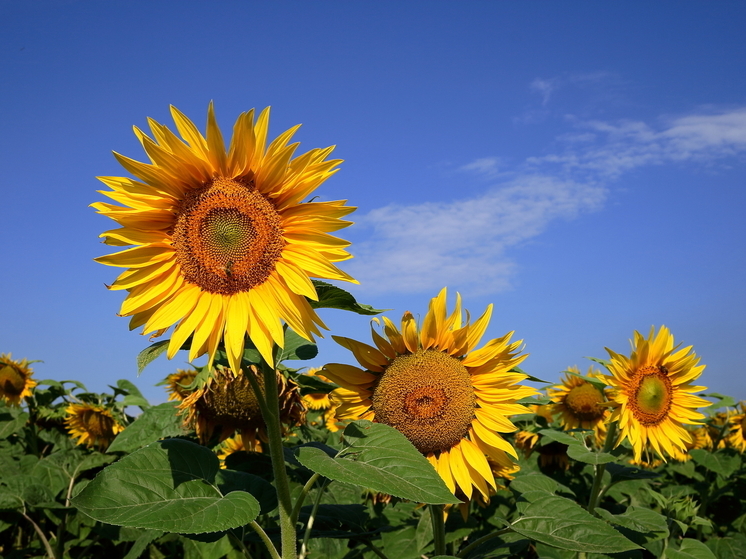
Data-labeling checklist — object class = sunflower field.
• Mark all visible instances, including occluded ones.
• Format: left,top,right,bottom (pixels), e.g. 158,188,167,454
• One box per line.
2,106,746,559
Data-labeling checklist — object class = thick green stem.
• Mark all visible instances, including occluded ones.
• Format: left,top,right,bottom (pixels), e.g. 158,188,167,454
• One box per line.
261,360,298,559
246,522,279,559
587,421,618,516
429,504,446,556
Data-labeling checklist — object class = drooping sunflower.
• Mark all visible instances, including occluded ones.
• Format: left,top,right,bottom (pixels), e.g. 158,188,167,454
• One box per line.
163,368,198,401
179,365,306,448
322,288,536,501
707,411,731,450
92,103,357,373
604,326,709,462
65,403,124,450
727,402,746,453
547,366,610,446
0,353,38,407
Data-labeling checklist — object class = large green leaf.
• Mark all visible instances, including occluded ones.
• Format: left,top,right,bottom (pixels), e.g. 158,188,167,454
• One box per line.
115,379,151,409
295,420,460,504
72,439,260,534
309,281,385,315
538,429,616,465
689,449,741,478
666,538,717,559
595,506,668,547
705,534,746,559
510,494,640,554
107,402,189,454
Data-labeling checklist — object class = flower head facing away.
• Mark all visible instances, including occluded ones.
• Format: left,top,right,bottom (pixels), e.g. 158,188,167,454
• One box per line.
322,288,536,501
0,353,37,407
93,103,356,373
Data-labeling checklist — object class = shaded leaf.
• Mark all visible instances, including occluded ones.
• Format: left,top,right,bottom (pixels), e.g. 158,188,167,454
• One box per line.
705,534,746,559
667,538,717,559
0,409,28,439
606,463,662,481
73,439,260,534
278,329,318,361
690,449,741,478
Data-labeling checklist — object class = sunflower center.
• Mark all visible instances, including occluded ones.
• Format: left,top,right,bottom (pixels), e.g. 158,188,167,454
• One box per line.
79,409,116,438
564,383,606,422
0,365,25,396
173,177,285,295
371,349,475,454
629,365,673,426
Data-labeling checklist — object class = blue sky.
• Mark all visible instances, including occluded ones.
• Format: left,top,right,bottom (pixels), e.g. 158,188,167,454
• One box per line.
2,1,745,405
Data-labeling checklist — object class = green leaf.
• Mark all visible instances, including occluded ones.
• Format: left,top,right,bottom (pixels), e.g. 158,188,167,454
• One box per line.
705,534,746,559
136,340,169,374
309,280,385,315
123,530,164,559
116,379,151,409
278,329,318,361
107,402,189,454
294,420,460,504
510,494,640,553
72,439,260,534
289,370,338,396
584,356,612,371
0,409,28,439
562,369,609,391
701,392,737,415
509,473,560,495
666,538,718,559
606,462,662,481
689,449,741,478
511,366,550,384
214,469,277,514
516,396,553,405
595,506,669,545
565,445,616,465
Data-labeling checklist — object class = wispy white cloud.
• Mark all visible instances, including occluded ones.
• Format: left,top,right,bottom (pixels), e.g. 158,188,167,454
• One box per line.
528,108,746,178
348,106,746,296
530,78,558,106
347,176,606,295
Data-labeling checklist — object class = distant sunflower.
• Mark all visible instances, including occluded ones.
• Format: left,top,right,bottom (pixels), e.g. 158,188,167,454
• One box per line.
179,366,305,447
727,403,746,452
215,434,261,467
65,403,124,450
548,366,610,445
513,430,540,457
707,411,731,449
164,368,197,401
605,326,709,461
92,103,356,373
301,368,334,411
0,353,37,407
323,288,535,501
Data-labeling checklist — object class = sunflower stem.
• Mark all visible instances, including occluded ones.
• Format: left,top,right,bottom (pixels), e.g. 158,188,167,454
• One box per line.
429,504,447,556
255,357,298,559
290,472,323,527
298,477,331,559
456,527,513,558
587,420,618,516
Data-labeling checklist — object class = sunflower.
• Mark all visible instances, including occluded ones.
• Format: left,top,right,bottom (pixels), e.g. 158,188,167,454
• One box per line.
707,411,732,449
164,368,198,401
548,366,610,446
323,288,535,501
215,434,261,467
726,403,746,452
179,365,306,447
604,326,709,462
0,353,38,407
65,403,124,450
92,103,356,373
513,430,540,457
301,368,334,411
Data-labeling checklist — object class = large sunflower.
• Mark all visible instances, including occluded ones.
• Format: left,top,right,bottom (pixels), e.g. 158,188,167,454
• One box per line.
65,403,124,450
322,288,535,501
547,365,610,446
604,326,709,462
93,103,356,372
0,353,37,407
